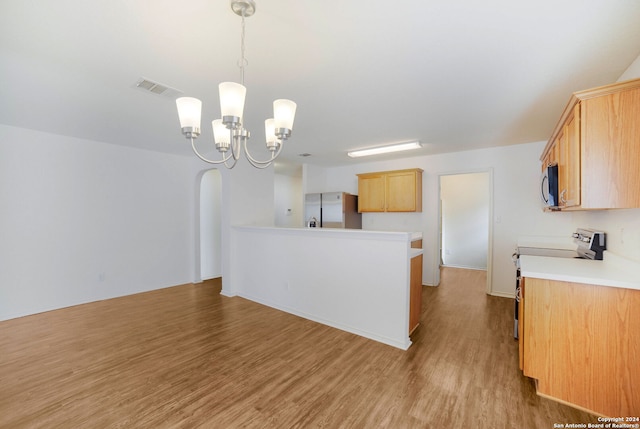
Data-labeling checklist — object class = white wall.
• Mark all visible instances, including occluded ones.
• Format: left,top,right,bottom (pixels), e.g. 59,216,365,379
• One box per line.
441,172,489,270
0,125,196,320
226,159,275,227
303,142,576,297
618,54,640,82
571,210,640,261
200,169,222,279
0,124,277,321
274,171,304,228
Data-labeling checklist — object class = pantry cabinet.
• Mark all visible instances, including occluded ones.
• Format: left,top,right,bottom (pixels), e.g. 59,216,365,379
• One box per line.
541,78,640,210
357,168,423,213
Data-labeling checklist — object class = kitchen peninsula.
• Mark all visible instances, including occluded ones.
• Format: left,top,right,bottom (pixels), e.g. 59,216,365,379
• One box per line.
226,226,423,349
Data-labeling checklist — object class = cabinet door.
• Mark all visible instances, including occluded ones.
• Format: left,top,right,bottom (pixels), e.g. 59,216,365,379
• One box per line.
518,277,525,371
523,277,640,417
558,105,581,207
549,139,560,167
357,174,386,212
409,254,423,334
581,87,640,208
386,170,422,212
542,140,559,173
557,128,569,206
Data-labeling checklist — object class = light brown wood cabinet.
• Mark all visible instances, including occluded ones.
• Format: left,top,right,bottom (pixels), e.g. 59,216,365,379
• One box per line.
357,169,423,213
409,253,423,334
356,173,386,212
543,106,581,208
517,277,525,371
520,277,640,417
541,78,640,210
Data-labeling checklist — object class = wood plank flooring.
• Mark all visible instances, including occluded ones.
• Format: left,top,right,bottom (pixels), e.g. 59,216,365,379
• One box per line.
0,268,596,428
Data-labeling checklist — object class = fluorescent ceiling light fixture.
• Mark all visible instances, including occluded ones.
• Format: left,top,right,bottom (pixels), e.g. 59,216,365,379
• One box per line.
347,141,422,158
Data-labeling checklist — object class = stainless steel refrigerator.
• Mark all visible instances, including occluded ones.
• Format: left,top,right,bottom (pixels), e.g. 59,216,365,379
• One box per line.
304,192,362,229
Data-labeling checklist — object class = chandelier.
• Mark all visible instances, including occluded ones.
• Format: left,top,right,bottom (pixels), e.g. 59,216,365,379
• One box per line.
175,0,297,169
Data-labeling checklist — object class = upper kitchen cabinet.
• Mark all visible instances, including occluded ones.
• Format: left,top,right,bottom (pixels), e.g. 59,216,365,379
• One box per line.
357,169,423,213
356,172,386,212
541,78,640,210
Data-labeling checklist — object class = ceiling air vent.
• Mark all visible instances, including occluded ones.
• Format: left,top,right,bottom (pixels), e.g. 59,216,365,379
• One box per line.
134,77,182,98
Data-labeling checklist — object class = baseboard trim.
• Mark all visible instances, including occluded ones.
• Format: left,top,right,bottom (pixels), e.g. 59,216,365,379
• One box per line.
489,291,515,299
441,264,487,271
237,292,412,351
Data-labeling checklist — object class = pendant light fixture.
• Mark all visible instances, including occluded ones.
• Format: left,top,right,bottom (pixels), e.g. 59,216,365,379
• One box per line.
176,0,297,169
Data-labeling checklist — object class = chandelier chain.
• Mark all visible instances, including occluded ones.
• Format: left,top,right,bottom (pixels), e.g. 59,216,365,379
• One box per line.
239,7,248,86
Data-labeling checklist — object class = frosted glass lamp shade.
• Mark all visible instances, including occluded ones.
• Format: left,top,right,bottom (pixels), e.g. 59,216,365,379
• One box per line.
273,99,296,130
212,119,230,150
219,82,246,120
176,97,202,129
264,118,278,150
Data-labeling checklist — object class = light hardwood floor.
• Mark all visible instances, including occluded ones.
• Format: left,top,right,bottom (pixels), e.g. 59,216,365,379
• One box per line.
0,268,595,428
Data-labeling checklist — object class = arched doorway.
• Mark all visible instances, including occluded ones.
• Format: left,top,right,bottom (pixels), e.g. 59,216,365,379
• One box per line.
199,169,222,281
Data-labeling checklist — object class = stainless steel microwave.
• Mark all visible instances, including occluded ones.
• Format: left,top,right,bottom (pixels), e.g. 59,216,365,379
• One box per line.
541,164,559,208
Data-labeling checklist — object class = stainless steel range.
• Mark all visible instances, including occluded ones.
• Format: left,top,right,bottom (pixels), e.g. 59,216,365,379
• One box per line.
515,228,607,262
512,228,606,339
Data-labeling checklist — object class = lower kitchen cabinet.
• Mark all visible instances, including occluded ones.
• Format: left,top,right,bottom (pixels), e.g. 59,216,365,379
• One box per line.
409,253,423,334
521,277,640,417
518,278,525,371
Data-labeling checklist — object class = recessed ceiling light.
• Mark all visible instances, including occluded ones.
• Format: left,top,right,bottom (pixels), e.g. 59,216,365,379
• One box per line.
347,141,422,158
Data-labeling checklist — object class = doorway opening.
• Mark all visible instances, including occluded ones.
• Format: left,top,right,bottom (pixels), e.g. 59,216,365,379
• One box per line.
438,170,492,293
199,169,222,281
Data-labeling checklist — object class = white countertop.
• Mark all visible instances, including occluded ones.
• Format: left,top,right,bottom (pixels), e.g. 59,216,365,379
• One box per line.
410,248,424,258
520,251,640,291
235,225,423,243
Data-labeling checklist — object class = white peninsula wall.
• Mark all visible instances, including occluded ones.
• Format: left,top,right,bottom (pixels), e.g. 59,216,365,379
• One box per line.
227,226,420,350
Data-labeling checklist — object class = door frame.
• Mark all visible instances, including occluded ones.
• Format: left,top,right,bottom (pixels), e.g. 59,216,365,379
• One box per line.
435,168,494,295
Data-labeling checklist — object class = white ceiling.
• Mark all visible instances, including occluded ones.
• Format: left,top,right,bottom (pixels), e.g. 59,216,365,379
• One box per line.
1,0,640,169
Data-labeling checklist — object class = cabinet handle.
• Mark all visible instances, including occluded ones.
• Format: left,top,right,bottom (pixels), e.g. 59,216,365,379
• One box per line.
560,189,567,204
